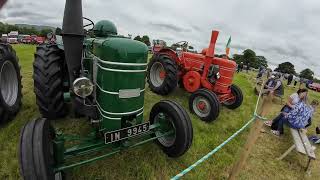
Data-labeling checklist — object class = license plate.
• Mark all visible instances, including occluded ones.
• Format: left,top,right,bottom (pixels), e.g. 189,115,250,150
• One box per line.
104,122,150,144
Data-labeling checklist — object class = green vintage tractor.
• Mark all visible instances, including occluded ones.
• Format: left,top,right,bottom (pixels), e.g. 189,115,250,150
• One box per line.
19,0,193,179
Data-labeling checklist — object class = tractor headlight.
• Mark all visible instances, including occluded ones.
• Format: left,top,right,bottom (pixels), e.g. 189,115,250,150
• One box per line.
73,77,94,98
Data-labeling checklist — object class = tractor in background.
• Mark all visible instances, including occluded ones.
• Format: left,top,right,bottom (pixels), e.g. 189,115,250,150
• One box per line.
19,0,193,179
147,31,243,122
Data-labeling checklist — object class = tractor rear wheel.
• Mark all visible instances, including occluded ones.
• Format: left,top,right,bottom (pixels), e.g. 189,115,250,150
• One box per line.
33,44,67,119
147,55,178,95
150,100,193,157
0,43,22,124
189,89,220,122
19,118,62,180
223,84,243,109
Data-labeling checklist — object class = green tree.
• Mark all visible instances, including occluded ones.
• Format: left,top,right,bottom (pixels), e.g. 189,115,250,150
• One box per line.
55,27,62,35
133,35,142,42
300,68,314,80
256,56,268,68
39,28,53,37
242,49,257,67
274,62,296,74
141,35,150,46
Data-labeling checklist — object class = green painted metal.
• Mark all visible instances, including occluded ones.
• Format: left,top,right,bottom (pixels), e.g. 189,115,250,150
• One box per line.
63,92,70,102
54,130,173,172
93,20,118,37
84,35,148,132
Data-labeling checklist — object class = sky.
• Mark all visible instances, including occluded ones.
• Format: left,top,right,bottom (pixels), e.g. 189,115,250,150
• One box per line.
1,0,319,77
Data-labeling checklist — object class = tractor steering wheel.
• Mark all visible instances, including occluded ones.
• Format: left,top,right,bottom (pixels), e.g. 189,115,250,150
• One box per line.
175,41,188,51
83,17,94,31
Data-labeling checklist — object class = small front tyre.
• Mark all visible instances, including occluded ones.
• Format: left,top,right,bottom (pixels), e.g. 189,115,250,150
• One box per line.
19,118,62,180
150,100,193,157
223,84,243,109
189,89,220,122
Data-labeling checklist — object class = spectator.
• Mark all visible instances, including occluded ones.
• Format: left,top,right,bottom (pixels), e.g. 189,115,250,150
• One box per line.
237,62,244,72
256,66,265,82
265,88,308,128
270,99,319,136
263,74,283,95
287,74,293,86
293,76,300,87
246,63,250,73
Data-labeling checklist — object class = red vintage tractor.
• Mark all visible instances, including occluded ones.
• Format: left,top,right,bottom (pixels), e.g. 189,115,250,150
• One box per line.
147,30,243,122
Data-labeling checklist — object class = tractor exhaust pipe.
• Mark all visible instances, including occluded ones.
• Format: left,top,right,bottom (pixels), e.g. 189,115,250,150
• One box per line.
62,0,84,84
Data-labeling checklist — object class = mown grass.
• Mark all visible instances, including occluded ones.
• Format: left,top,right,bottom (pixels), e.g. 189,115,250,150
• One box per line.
0,44,319,179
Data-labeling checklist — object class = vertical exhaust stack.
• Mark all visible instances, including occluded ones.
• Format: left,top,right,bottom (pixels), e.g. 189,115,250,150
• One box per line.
62,0,84,84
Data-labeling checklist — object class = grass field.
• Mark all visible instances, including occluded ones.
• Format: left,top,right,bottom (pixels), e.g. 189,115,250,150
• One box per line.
0,44,319,179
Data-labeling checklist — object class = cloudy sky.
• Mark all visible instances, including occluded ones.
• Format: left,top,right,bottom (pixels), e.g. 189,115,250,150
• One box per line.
1,0,319,77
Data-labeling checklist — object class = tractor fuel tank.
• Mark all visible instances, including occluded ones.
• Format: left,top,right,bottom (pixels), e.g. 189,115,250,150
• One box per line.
212,58,237,93
85,36,148,132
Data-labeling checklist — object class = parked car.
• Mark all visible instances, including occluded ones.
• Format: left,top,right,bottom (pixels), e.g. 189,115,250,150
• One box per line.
7,31,18,44
308,83,320,92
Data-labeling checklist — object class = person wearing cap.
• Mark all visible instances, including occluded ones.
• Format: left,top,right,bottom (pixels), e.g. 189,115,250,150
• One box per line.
263,74,283,95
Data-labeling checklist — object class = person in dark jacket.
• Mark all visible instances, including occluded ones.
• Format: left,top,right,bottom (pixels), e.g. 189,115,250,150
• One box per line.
287,74,293,86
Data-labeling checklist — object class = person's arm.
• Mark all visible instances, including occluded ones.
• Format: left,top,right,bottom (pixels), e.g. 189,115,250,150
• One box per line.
269,81,281,93
286,96,295,108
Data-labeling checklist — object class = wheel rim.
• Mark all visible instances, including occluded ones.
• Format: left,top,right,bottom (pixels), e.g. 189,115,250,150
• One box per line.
154,112,176,147
0,61,18,106
150,62,165,87
192,96,211,117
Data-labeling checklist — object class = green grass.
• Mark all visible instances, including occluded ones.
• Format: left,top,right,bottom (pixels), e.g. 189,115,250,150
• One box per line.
0,44,319,179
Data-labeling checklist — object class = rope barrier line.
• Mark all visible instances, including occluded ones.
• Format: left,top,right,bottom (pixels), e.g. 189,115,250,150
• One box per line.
171,117,256,180
171,81,267,179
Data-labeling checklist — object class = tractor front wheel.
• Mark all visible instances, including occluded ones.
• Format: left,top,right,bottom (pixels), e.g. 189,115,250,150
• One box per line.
147,55,178,95
0,44,22,124
150,100,193,157
33,45,67,119
189,89,220,122
19,118,62,180
223,84,243,109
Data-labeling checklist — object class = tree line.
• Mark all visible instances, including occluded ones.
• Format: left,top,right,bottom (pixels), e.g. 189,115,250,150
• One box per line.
0,22,53,37
232,49,268,69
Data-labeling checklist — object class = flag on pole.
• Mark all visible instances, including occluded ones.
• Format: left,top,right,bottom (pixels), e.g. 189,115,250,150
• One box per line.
226,36,231,57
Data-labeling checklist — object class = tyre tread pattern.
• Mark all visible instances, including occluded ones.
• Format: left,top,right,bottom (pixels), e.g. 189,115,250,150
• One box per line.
147,55,178,95
33,44,66,119
0,43,22,123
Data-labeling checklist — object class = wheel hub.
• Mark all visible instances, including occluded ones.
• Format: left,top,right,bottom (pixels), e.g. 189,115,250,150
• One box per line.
154,113,176,147
197,101,207,110
192,96,211,117
150,62,165,87
0,61,18,106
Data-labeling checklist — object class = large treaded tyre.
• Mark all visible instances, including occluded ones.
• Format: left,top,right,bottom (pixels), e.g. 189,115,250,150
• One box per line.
150,100,193,157
189,89,220,122
0,43,22,124
33,44,67,119
147,55,178,95
19,118,62,180
223,84,243,109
